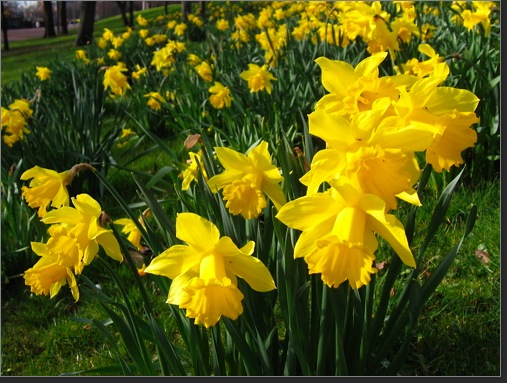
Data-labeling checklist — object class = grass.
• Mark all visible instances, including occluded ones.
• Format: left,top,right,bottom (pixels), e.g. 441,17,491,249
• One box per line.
1,5,178,84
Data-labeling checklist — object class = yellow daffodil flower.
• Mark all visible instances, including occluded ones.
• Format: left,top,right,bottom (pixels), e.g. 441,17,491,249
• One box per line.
276,178,415,289
35,66,52,81
41,193,123,265
103,64,131,96
240,63,277,94
181,150,208,191
314,53,416,118
144,92,166,111
24,249,80,301
114,217,145,251
75,49,90,63
207,141,286,219
209,81,233,109
144,212,276,328
21,166,71,217
195,61,214,82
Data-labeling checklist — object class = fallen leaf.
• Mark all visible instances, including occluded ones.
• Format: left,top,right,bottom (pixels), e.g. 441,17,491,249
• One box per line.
475,249,491,263
184,133,201,148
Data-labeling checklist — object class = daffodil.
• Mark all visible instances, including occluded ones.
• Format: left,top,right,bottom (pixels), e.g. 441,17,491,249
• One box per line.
103,64,131,96
41,193,123,265
144,92,166,111
313,53,416,118
207,141,286,219
35,66,52,81
208,81,233,109
240,63,277,94
21,166,71,217
75,49,90,63
181,150,208,191
276,178,415,289
24,249,80,301
1,100,32,147
144,212,276,328
114,217,145,251
195,61,214,82
304,101,430,210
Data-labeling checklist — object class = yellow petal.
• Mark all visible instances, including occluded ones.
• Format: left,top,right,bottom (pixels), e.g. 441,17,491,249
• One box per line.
315,57,355,96
176,213,219,251
226,253,276,292
360,195,415,268
144,245,198,279
276,192,341,232
96,232,123,262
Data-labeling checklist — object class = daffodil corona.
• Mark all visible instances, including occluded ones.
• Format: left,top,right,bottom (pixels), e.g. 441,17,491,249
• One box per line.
144,213,276,328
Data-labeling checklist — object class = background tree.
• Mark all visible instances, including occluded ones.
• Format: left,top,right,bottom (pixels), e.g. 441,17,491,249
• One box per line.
75,1,96,46
1,1,9,51
181,1,191,23
115,1,130,27
43,1,56,38
57,1,68,35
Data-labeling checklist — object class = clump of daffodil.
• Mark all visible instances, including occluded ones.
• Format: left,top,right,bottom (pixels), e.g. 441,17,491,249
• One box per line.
24,193,123,301
144,212,276,328
276,177,415,289
1,99,33,147
207,141,286,219
103,64,131,96
144,92,166,111
239,63,277,94
20,163,95,217
35,66,52,81
208,81,233,109
181,150,208,191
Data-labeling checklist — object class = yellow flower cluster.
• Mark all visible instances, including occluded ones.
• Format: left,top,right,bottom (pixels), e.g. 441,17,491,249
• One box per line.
276,53,480,289
20,164,125,301
1,99,33,147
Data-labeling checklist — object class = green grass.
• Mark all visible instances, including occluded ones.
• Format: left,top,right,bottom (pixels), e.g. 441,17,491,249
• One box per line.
1,5,179,84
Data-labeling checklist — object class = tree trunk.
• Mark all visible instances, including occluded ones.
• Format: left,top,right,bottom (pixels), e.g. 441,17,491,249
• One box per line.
115,1,129,27
1,2,9,51
128,1,134,29
75,1,96,46
164,1,168,15
43,1,56,38
182,1,191,23
199,1,205,20
59,1,68,35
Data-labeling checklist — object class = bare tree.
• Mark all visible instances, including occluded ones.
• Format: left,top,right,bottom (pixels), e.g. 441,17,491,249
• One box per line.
182,1,191,23
58,1,68,35
1,2,9,51
75,1,96,46
43,1,56,38
115,1,130,27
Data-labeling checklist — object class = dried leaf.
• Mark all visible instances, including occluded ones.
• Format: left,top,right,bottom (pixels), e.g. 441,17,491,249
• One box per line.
475,249,491,263
390,287,396,297
184,133,201,149
375,261,388,270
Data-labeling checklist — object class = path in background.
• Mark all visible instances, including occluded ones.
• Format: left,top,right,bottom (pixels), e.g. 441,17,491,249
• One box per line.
5,25,78,42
